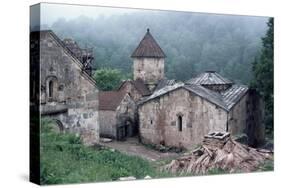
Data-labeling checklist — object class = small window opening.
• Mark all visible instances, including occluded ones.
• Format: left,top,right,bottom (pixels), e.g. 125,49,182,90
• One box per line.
49,80,53,98
178,115,183,132
150,120,153,124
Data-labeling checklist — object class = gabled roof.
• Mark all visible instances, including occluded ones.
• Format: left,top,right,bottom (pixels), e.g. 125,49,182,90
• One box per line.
131,29,166,58
187,71,233,85
99,91,127,111
221,84,248,110
153,78,177,91
138,82,248,112
119,79,151,96
32,30,96,85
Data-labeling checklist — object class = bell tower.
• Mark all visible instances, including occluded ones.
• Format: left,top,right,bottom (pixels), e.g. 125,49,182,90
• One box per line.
131,28,166,90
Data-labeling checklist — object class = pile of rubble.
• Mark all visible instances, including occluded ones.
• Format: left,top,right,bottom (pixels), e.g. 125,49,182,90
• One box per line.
163,132,273,174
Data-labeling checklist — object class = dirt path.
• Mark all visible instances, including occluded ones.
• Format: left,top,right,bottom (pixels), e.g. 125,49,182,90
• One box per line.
100,137,181,161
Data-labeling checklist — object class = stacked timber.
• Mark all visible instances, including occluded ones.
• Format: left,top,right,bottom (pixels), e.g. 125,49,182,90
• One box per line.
163,132,273,174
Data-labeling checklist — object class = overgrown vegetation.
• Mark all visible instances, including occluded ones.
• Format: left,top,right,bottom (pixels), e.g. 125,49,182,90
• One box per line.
93,68,131,91
40,118,273,185
251,18,274,136
40,118,157,184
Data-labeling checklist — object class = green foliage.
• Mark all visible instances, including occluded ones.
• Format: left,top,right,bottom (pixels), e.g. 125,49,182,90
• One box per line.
40,120,157,185
258,159,274,171
206,168,227,175
50,12,268,84
93,68,126,91
251,18,274,133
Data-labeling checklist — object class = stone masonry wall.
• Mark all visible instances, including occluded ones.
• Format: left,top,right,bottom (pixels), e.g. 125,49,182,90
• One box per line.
133,58,164,85
38,31,99,144
227,94,248,135
99,110,117,138
138,88,228,149
119,82,142,102
99,94,137,139
116,94,137,138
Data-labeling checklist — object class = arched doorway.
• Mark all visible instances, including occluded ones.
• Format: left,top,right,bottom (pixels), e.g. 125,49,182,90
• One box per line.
49,119,64,133
117,118,134,141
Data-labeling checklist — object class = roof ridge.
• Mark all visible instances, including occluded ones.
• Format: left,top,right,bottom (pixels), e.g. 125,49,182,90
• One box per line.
46,30,97,86
187,71,233,85
139,82,248,112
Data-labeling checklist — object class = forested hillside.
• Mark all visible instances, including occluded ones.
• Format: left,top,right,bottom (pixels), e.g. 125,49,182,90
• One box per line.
47,11,268,84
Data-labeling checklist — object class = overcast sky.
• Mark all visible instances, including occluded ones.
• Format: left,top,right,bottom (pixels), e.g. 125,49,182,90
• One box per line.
38,3,140,26
30,2,268,31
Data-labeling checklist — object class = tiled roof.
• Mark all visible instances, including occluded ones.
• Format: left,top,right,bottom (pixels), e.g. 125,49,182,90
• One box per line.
184,84,227,109
221,84,248,110
99,91,126,110
187,71,233,85
154,78,177,91
138,82,184,105
131,29,166,58
139,82,248,112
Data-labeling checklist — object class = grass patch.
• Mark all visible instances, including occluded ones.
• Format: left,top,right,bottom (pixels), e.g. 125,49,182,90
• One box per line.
142,142,186,153
206,168,227,175
40,118,157,185
258,159,274,171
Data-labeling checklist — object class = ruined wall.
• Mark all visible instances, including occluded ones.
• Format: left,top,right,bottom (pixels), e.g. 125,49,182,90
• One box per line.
133,58,164,85
38,31,99,144
99,110,117,138
138,88,228,149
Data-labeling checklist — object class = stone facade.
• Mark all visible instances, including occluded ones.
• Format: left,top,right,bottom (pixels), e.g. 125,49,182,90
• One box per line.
118,79,151,101
138,88,228,149
131,29,166,91
138,84,264,149
119,81,143,101
35,30,99,144
99,110,117,138
133,58,165,88
99,92,137,140
227,95,248,135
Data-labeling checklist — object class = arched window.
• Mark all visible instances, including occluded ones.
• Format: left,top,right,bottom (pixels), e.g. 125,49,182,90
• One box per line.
178,115,183,132
49,80,54,98
46,76,58,102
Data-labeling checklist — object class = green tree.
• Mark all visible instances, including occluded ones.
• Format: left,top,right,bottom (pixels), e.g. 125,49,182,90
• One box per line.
251,18,273,133
93,68,124,91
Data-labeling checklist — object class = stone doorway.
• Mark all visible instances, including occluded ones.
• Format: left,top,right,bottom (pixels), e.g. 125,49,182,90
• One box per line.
117,119,134,141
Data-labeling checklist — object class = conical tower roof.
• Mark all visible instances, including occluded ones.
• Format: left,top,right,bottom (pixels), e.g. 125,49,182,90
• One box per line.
131,28,166,58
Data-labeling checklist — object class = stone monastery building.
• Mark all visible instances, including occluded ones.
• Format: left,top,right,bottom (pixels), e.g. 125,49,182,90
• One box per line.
102,28,264,148
33,28,264,149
